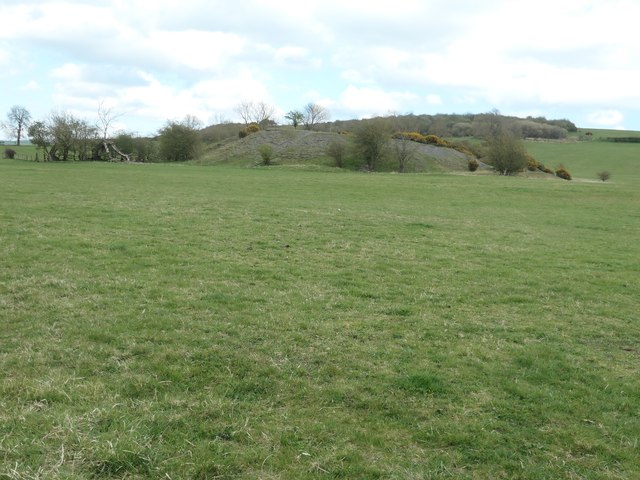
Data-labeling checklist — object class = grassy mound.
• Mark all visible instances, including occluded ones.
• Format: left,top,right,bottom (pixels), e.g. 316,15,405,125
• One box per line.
195,127,471,172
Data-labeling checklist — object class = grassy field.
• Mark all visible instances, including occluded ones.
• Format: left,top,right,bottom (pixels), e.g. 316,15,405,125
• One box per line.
1,143,639,478
525,138,640,183
2,144,39,162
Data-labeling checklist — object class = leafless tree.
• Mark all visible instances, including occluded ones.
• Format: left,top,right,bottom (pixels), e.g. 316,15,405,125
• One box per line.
303,103,330,130
234,101,276,126
3,105,31,146
181,114,203,130
97,101,124,141
392,138,419,173
253,101,275,126
235,101,253,125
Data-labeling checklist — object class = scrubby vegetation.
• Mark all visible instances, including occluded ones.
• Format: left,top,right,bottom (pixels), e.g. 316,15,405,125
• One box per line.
598,170,611,182
555,166,572,180
332,112,576,139
257,144,274,165
326,139,347,168
239,122,261,138
6,103,630,184
353,118,392,171
485,132,528,175
158,119,202,162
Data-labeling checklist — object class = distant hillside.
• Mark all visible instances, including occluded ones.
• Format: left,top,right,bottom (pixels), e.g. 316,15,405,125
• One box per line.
195,127,472,172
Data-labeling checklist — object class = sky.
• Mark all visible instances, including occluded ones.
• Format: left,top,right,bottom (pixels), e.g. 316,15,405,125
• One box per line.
2,0,640,137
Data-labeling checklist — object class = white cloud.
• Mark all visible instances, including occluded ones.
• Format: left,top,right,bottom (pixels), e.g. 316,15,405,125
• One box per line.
426,94,442,106
22,80,39,91
587,110,624,127
273,46,321,69
139,30,247,72
46,62,276,132
3,0,640,130
339,86,418,117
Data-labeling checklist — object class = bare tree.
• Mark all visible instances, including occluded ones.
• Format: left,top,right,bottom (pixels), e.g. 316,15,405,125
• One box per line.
97,101,124,141
253,101,275,126
392,138,419,173
3,105,31,146
303,103,330,130
235,101,254,125
234,101,275,126
181,114,203,130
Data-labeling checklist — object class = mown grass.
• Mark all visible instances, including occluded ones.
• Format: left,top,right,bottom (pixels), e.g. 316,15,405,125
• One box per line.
1,156,639,479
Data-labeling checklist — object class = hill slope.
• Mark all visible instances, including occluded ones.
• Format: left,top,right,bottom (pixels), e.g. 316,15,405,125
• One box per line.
196,128,472,172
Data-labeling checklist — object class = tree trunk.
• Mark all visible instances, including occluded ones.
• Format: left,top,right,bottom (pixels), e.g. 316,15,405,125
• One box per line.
102,141,130,162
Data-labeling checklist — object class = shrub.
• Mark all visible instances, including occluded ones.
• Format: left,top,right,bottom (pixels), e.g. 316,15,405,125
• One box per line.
393,131,473,157
526,155,554,175
257,144,274,165
354,119,391,171
486,132,528,175
423,134,449,147
598,171,611,182
539,166,554,174
526,154,540,171
239,123,260,138
158,122,201,162
468,158,479,172
4,148,16,159
555,166,572,180
326,140,347,168
392,132,425,143
114,133,135,154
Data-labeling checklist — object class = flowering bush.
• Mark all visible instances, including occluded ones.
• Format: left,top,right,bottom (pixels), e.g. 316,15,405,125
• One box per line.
239,123,261,138
555,167,572,180
526,155,540,171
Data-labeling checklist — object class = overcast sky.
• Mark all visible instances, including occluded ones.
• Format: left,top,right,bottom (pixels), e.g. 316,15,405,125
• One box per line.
2,0,640,136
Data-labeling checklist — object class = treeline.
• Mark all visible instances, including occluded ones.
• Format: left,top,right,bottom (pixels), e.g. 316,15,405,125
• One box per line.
6,100,577,163
24,111,198,163
200,112,576,146
327,113,576,140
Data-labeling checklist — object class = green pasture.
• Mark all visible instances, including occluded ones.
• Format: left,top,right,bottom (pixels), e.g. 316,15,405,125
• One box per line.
525,139,640,183
2,144,39,161
1,146,639,478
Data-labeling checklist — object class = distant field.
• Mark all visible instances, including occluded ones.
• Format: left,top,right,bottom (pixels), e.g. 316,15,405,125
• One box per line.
525,139,640,183
3,144,39,161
